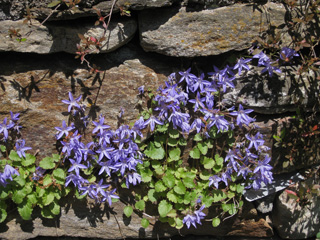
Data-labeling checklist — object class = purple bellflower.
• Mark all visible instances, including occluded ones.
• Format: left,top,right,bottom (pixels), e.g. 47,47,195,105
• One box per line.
62,92,82,112
55,120,74,140
15,139,32,158
233,58,251,75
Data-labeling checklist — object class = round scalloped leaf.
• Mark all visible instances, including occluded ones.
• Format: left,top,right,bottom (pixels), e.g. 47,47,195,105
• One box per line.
183,177,195,188
148,189,157,202
203,157,215,170
0,201,7,223
12,189,26,204
141,218,150,228
169,148,181,161
175,217,184,229
144,142,165,160
50,200,61,215
168,138,178,146
9,150,21,161
39,157,55,170
167,190,178,203
140,168,153,182
178,138,187,146
197,142,208,155
42,191,55,206
135,200,145,211
22,154,36,167
174,182,186,195
193,133,203,141
124,205,133,218
214,154,224,166
190,147,200,159
212,217,221,227
163,173,175,188
158,200,172,218
168,128,180,139
155,181,167,192
200,170,210,180
17,200,33,220
53,168,66,185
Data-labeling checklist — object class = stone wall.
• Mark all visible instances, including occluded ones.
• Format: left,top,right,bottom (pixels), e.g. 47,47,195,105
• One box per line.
0,0,319,239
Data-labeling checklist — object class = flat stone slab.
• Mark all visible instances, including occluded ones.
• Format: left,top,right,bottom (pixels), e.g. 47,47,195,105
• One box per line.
139,3,289,57
0,17,136,54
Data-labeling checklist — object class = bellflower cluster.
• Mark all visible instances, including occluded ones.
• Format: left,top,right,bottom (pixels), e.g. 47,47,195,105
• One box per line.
0,164,20,187
59,92,144,205
142,56,274,202
0,112,31,187
183,198,206,229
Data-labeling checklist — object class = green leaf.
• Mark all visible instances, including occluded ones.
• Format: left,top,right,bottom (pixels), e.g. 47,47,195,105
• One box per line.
200,170,210,180
213,190,227,202
178,138,187,146
154,167,164,175
53,168,65,185
75,189,86,200
43,175,52,186
39,157,55,170
193,133,203,141
47,0,61,8
174,181,186,195
22,154,36,167
0,187,10,200
156,124,168,133
212,217,221,227
168,128,179,138
124,206,133,218
144,142,165,160
202,195,214,207
197,142,208,155
202,157,215,169
13,174,26,187
167,190,178,203
175,217,184,229
154,135,166,147
214,154,224,166
0,201,7,223
167,209,177,218
168,138,178,146
148,189,157,202
140,168,153,182
183,177,195,188
41,206,54,219
141,218,149,228
50,200,60,215
42,191,55,206
52,154,60,163
27,193,38,205
18,200,33,220
135,200,145,211
158,200,172,218
163,173,175,188
236,184,244,194
155,181,167,192
9,150,21,161
190,147,201,159
169,148,181,161
12,189,26,204
0,145,6,152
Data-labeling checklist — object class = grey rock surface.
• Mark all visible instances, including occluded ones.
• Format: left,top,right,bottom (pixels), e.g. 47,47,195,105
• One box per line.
223,65,320,114
273,185,320,239
0,196,273,240
139,3,289,57
0,0,179,21
0,17,137,54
